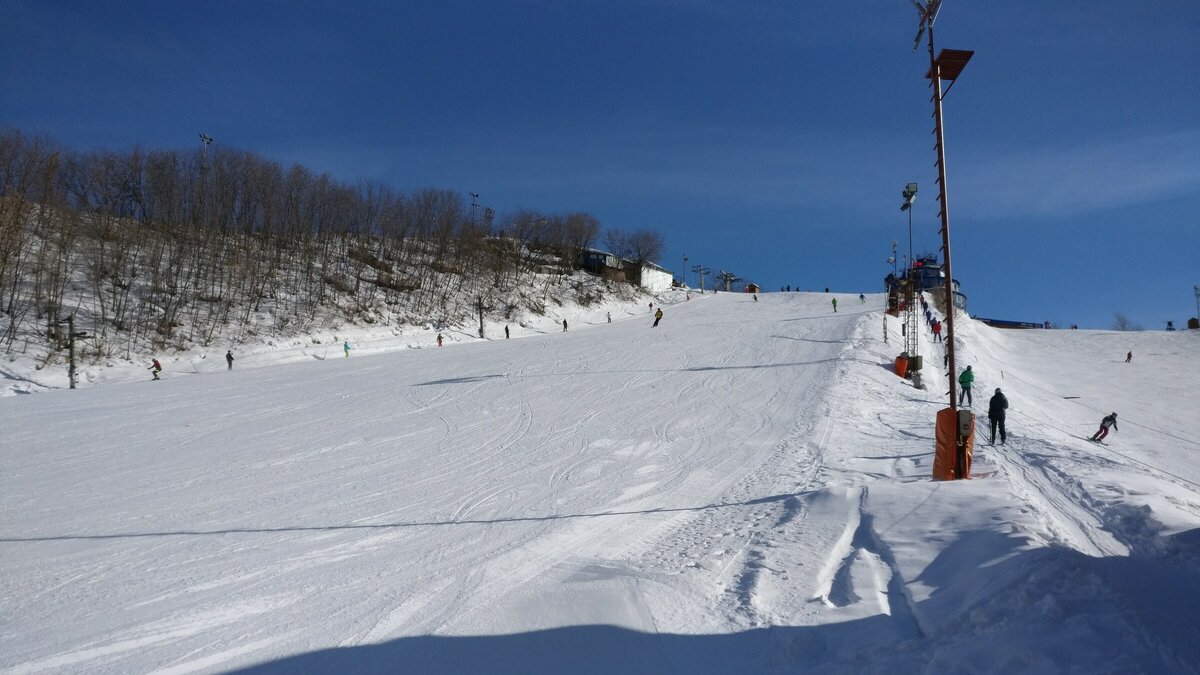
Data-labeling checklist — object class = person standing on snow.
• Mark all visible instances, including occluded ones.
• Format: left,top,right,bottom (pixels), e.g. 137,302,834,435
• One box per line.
505,325,510,339
831,297,838,313
562,319,568,332
437,333,443,347
1091,413,1118,442
932,320,943,342
149,358,162,380
753,294,758,302
226,350,234,370
607,312,612,323
343,340,351,357
988,388,1008,444
653,308,664,327
958,365,974,406
1125,351,1132,363
859,293,865,304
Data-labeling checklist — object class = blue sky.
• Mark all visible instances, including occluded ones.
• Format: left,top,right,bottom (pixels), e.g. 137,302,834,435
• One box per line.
3,1,1198,329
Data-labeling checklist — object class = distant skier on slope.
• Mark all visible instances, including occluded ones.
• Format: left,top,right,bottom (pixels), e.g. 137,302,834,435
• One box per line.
563,319,568,332
226,350,234,370
988,388,1008,445
932,319,943,342
831,297,837,313
344,341,351,357
1125,351,1132,363
653,308,663,327
859,293,865,304
1091,413,1118,442
149,358,162,380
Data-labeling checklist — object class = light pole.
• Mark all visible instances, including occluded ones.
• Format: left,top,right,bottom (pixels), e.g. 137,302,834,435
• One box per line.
912,0,975,480
901,182,918,279
199,133,213,165
470,192,480,228
1194,285,1199,323
683,253,688,287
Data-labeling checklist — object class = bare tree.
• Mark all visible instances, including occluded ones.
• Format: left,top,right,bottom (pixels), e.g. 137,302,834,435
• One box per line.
1111,313,1143,331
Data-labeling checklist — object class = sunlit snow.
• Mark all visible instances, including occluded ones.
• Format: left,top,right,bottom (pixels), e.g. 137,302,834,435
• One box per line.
3,291,1199,673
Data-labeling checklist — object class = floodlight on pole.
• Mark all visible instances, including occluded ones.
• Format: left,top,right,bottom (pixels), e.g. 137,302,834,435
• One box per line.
901,182,917,280
198,133,213,168
470,192,480,227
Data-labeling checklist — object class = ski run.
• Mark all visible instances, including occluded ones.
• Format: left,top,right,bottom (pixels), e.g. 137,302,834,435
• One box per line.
3,291,1199,673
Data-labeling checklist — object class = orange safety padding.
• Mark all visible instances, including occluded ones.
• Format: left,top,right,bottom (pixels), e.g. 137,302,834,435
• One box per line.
933,407,974,480
894,356,909,378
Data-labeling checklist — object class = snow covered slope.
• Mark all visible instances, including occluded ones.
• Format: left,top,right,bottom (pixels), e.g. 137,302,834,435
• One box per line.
2,292,1198,673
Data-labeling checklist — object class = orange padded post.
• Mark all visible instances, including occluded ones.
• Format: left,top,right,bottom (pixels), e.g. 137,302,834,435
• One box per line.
933,408,974,480
894,356,909,378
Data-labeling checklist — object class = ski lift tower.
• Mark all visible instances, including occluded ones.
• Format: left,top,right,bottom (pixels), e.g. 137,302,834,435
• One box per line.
910,0,975,479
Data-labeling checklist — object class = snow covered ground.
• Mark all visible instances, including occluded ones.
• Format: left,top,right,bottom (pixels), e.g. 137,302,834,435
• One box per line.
3,291,1199,674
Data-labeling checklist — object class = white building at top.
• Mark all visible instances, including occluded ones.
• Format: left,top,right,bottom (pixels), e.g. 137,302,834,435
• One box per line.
638,261,673,293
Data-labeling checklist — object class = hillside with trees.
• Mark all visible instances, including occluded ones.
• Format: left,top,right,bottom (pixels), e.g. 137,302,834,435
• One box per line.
0,129,665,370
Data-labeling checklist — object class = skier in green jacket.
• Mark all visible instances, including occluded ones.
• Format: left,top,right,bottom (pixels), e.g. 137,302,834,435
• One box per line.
958,365,974,406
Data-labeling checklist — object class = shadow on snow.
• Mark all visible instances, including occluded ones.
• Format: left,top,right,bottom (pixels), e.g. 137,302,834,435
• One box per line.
227,528,1200,674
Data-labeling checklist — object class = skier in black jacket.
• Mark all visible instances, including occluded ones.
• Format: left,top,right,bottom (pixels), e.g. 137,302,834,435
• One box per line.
988,388,1008,444
1091,413,1118,442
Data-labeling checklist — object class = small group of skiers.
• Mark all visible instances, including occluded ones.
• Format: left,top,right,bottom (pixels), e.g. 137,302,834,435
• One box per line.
148,350,235,380
954,364,1120,447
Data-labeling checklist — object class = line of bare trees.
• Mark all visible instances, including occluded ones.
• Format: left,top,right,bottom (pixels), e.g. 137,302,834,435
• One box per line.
0,129,665,362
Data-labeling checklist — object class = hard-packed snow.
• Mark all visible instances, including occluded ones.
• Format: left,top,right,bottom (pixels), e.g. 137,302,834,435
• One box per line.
2,291,1198,673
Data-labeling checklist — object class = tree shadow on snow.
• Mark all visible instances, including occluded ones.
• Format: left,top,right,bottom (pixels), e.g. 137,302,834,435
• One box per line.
412,360,842,385
0,493,810,543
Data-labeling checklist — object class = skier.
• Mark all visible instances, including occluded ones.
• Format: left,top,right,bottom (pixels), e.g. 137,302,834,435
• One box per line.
437,333,443,347
1125,351,1132,363
343,340,351,357
988,388,1008,444
149,358,162,380
226,350,234,370
607,312,612,323
1091,412,1118,442
859,293,865,304
649,302,653,313
831,297,837,312
932,320,942,342
562,319,568,332
958,365,974,406
753,294,758,302
653,308,663,327
505,325,510,339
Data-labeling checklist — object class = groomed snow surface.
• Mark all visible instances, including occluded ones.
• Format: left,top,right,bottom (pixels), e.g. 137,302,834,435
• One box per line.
3,291,1199,674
